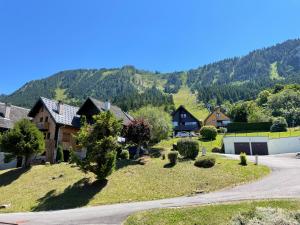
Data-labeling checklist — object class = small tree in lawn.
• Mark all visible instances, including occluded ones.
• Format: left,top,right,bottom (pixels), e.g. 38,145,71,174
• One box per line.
0,119,45,168
75,111,122,181
56,145,64,163
123,119,151,158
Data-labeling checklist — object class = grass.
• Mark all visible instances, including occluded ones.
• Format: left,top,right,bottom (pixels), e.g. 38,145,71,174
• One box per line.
225,128,300,139
154,135,224,152
0,155,269,213
270,62,284,80
125,200,300,225
173,86,209,121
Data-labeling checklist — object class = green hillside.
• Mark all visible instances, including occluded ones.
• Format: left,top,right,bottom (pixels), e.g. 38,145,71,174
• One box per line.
1,39,300,110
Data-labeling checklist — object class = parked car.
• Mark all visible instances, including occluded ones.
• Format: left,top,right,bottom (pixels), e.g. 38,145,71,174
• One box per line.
175,132,197,138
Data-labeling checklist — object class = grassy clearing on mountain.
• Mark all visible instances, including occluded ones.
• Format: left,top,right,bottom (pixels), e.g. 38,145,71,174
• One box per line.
0,155,269,213
125,200,300,225
173,87,209,121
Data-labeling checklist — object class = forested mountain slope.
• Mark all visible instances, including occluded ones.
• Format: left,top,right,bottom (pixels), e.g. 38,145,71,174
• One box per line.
1,39,300,110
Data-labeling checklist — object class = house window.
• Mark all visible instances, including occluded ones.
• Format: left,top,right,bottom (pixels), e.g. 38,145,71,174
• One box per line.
45,116,49,122
185,122,197,126
216,113,220,118
180,113,187,119
40,117,43,122
62,133,71,142
173,122,178,127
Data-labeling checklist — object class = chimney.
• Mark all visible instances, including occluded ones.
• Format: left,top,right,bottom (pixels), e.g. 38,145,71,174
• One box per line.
104,99,111,111
5,103,11,119
57,101,64,115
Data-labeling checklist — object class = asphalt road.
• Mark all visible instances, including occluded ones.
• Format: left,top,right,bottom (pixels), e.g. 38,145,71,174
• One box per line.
0,153,299,225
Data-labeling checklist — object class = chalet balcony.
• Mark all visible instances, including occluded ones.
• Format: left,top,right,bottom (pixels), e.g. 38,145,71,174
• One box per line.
174,124,199,131
36,122,50,130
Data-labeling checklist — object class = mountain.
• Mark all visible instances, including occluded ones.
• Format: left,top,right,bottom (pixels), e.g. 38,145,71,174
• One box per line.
187,39,300,104
1,39,300,110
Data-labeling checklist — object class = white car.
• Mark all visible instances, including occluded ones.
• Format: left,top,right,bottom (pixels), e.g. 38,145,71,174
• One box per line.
175,131,196,138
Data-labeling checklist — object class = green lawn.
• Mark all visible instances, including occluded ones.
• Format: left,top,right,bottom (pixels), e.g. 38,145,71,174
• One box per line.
226,129,300,139
0,155,269,213
173,86,209,121
125,200,300,225
154,135,224,152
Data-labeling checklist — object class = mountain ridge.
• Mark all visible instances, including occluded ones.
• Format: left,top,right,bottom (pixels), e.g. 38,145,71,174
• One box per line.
1,38,300,110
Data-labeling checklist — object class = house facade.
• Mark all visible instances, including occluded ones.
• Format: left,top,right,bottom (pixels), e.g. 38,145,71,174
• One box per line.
172,105,201,133
28,97,81,163
204,107,231,128
28,97,133,164
0,102,30,169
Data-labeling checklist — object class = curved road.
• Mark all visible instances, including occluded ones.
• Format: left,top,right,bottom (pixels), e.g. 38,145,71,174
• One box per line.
0,154,299,225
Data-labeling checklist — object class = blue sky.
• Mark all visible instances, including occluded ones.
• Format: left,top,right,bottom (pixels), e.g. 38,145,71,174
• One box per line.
0,0,300,94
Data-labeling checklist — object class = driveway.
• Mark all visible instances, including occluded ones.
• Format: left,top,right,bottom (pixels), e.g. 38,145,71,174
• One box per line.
0,154,300,225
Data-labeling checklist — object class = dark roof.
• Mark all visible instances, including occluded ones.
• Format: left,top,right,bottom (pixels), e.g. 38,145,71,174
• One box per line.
28,97,81,128
172,105,201,123
77,97,133,125
0,103,30,129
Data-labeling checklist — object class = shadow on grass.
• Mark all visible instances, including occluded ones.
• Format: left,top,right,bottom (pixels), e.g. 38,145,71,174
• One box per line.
148,148,164,158
32,178,107,211
0,167,31,187
163,163,176,168
199,137,216,142
116,159,141,170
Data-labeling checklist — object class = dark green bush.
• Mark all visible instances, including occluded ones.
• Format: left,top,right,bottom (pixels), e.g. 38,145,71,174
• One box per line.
240,152,247,166
119,150,130,160
200,126,218,140
270,117,288,132
168,151,179,165
177,139,199,159
211,146,223,153
194,156,216,168
56,145,64,163
227,122,272,132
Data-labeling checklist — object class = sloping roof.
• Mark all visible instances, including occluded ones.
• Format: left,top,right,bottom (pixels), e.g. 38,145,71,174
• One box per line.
172,105,201,123
28,97,81,128
77,97,133,125
0,103,30,129
204,107,231,124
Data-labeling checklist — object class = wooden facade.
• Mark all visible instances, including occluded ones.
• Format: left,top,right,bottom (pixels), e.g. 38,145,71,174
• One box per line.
204,107,231,128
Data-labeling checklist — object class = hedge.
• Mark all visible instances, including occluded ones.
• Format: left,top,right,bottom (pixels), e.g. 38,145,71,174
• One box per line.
227,122,272,133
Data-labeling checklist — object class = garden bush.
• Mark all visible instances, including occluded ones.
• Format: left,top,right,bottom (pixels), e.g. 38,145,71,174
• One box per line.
177,139,199,159
194,156,216,168
270,117,288,132
56,145,64,163
168,151,179,165
240,152,247,166
227,122,272,132
211,146,223,153
119,150,130,160
231,207,300,225
200,126,218,140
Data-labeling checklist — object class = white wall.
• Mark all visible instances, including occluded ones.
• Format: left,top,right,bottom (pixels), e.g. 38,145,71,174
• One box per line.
224,136,300,155
268,137,300,154
223,136,268,154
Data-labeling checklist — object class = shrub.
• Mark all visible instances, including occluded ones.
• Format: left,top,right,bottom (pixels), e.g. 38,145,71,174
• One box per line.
218,127,227,134
168,151,179,165
227,122,272,132
270,117,288,132
211,146,223,153
200,126,218,140
231,207,300,225
56,145,64,163
119,150,130,160
240,152,247,166
177,139,199,159
194,156,216,168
